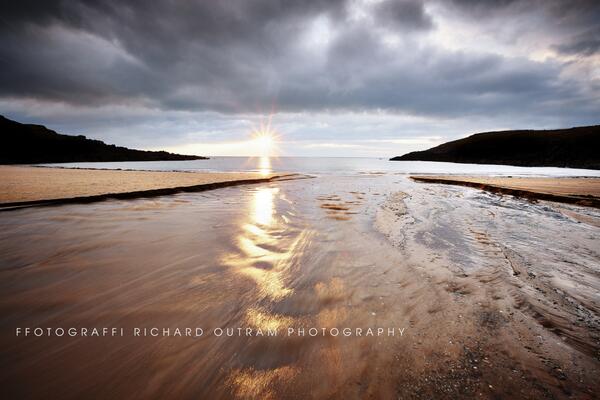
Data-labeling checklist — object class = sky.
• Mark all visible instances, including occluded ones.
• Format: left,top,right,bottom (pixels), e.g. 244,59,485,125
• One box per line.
1,0,599,157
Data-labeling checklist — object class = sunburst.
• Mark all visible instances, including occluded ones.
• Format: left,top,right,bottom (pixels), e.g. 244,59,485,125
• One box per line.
250,116,279,157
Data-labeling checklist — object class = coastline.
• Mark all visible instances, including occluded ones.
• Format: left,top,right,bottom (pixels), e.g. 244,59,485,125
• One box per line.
410,175,600,208
0,165,293,210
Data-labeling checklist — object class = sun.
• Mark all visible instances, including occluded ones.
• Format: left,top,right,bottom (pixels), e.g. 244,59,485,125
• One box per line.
250,117,279,157
254,132,274,156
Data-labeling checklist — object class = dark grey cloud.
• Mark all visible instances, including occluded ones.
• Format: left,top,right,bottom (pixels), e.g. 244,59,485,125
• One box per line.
444,0,600,56
373,0,433,31
0,0,348,109
0,0,598,125
554,27,600,56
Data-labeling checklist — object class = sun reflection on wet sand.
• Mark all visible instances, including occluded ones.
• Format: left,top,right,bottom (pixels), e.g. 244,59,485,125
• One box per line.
221,186,310,301
253,186,276,226
228,366,299,400
236,265,293,300
246,307,294,332
220,186,312,397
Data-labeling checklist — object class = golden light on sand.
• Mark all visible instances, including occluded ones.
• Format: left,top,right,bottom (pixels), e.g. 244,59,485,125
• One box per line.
246,307,294,332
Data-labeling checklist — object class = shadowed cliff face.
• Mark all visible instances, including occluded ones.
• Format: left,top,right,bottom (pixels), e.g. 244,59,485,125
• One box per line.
391,125,600,170
0,174,599,399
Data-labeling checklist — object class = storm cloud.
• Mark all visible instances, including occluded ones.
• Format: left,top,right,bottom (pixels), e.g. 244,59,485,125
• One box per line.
0,0,598,155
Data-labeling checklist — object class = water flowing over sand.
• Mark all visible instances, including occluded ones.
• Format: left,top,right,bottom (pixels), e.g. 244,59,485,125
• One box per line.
0,172,599,399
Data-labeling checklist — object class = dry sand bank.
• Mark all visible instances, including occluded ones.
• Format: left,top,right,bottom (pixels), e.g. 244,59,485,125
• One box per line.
0,166,285,208
410,175,600,208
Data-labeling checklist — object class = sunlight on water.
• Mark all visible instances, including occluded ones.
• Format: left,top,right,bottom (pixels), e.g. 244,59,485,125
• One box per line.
45,157,600,177
258,156,272,177
228,366,299,400
227,184,308,399
243,223,266,237
252,186,277,226
245,307,294,332
3,172,599,398
237,266,292,300
221,186,306,300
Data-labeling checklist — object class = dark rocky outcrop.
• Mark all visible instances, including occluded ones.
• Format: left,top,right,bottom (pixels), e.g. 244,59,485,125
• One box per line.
0,115,207,164
391,126,600,170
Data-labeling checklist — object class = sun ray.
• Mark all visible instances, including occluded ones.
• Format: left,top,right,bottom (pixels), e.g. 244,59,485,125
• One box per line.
250,115,280,158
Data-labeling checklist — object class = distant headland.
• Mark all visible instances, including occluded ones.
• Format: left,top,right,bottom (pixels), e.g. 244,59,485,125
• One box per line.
391,125,600,170
0,115,207,164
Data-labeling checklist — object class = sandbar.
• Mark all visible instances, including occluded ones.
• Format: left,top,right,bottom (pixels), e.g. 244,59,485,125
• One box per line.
0,166,282,208
411,175,600,208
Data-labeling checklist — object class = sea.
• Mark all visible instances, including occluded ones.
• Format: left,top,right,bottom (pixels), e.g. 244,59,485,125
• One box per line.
38,156,600,177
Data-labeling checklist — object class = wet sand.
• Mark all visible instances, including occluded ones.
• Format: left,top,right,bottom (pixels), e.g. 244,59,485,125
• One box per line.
0,166,281,207
0,173,599,399
411,175,600,208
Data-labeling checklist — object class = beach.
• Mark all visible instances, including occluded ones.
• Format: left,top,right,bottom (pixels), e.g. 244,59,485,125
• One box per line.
411,175,600,208
1,166,599,399
0,166,281,207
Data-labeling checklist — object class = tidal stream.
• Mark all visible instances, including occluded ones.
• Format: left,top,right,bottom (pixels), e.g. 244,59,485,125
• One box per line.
1,173,599,399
